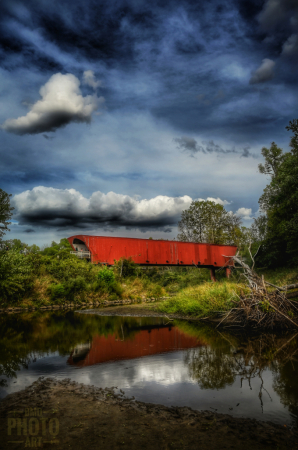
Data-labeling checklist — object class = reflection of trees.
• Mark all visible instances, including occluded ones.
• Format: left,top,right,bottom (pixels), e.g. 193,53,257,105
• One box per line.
185,346,236,389
0,312,165,381
273,361,298,420
180,320,298,418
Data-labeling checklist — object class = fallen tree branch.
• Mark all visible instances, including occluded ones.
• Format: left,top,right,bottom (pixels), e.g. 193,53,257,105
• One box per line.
265,281,298,291
217,254,298,329
286,291,298,299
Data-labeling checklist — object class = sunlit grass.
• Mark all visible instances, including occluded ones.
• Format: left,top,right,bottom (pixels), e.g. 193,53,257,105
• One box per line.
158,281,249,317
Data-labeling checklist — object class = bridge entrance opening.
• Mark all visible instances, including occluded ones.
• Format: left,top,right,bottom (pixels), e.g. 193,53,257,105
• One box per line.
70,238,91,260
73,238,88,252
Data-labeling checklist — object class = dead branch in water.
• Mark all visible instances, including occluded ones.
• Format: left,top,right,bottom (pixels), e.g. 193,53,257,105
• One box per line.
220,248,298,329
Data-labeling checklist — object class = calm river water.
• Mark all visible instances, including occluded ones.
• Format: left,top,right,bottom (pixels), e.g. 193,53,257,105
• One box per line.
1,309,297,426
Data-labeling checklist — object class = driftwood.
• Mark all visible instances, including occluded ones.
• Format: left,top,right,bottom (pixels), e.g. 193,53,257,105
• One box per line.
219,252,298,329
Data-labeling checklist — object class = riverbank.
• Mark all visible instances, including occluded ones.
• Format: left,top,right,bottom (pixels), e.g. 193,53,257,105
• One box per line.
0,297,167,314
1,377,297,450
1,244,297,321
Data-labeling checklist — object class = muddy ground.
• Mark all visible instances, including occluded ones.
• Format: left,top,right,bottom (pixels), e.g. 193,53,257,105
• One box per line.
79,303,205,321
1,378,297,450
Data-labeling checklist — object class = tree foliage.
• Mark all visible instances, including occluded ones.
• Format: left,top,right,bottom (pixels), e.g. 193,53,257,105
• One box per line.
177,200,242,245
0,251,34,301
255,120,298,267
0,189,14,241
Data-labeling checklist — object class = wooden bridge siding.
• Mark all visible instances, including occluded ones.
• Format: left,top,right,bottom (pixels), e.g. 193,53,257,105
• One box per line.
68,235,237,267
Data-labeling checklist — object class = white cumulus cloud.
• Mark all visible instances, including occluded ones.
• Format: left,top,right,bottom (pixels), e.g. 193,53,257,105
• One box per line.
12,186,234,231
236,207,252,220
12,186,193,230
1,73,104,135
205,197,231,206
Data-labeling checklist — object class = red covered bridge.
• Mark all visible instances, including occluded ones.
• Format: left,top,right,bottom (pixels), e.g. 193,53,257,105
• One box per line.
67,235,237,280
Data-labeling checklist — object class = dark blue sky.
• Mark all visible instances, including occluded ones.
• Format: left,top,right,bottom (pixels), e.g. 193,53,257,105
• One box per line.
1,0,297,244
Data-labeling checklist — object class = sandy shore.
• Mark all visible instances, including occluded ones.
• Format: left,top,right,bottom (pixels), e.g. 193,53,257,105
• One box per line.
1,378,297,449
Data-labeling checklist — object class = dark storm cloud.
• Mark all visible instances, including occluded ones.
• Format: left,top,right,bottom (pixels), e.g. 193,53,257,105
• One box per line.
258,0,298,33
257,0,298,57
0,0,297,245
174,137,255,158
1,0,297,143
282,34,298,57
12,187,236,232
249,58,275,84
12,186,194,231
0,164,78,195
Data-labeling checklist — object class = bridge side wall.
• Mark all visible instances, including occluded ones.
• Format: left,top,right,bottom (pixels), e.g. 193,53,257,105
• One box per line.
68,235,237,268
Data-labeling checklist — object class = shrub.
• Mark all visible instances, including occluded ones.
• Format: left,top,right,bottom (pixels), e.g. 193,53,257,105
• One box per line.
111,282,123,297
114,257,139,278
93,267,123,298
49,284,65,301
97,266,115,286
148,284,164,298
41,238,73,258
0,251,34,302
64,276,87,300
44,257,94,282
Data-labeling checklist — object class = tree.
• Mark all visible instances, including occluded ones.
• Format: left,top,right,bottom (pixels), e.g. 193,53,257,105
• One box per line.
41,238,72,258
256,120,298,267
177,200,242,245
0,189,14,241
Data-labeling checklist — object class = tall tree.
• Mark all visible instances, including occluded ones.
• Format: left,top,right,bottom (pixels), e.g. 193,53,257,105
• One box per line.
255,119,298,266
177,200,242,245
0,189,14,241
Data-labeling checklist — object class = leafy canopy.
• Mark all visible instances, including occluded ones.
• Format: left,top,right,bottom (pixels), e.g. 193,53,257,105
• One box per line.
254,119,298,267
0,189,14,241
177,200,242,245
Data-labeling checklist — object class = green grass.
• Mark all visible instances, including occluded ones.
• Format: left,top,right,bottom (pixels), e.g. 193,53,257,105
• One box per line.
259,266,298,287
157,266,298,318
157,281,249,317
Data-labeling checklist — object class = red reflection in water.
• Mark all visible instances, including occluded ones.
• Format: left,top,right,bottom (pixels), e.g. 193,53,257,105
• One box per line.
68,326,204,367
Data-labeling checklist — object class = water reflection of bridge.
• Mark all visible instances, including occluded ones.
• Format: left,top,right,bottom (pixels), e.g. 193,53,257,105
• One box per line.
67,326,205,367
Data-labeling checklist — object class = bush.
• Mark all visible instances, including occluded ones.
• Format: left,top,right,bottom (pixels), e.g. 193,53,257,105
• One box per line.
93,267,123,298
97,266,115,286
44,257,95,282
49,284,65,301
148,284,164,298
49,277,88,302
41,238,73,258
0,251,34,302
114,257,139,278
64,276,87,300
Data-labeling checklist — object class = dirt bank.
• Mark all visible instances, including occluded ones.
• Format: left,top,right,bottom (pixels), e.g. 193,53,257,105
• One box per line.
0,298,167,314
78,302,202,321
1,378,297,450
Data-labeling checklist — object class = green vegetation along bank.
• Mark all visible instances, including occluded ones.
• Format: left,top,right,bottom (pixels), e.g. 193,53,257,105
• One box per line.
0,238,297,319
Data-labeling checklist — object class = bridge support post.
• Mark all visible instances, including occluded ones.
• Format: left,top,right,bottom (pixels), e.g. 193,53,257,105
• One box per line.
210,267,216,282
226,267,231,279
